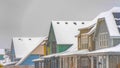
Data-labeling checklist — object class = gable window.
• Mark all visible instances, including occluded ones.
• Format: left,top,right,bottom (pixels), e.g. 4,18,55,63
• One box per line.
81,34,88,49
98,32,108,48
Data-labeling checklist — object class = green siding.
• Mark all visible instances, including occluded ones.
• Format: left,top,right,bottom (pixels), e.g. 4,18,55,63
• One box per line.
0,55,4,60
47,24,57,54
57,44,72,53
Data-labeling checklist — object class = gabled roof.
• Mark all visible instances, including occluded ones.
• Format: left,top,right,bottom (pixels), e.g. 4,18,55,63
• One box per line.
52,21,95,44
12,37,46,59
52,21,95,51
94,7,120,37
15,37,47,65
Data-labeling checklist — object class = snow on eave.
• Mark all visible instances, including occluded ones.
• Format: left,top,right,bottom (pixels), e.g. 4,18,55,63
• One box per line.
78,23,95,30
15,37,47,65
110,36,120,38
86,24,96,35
32,58,44,62
59,49,89,56
3,61,17,66
88,43,120,55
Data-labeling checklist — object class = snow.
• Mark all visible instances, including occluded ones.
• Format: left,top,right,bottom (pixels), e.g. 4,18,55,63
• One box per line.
88,43,120,54
15,37,47,65
33,58,44,62
86,25,96,35
13,37,46,59
92,7,120,37
3,61,16,66
52,21,95,51
0,49,5,55
59,49,89,56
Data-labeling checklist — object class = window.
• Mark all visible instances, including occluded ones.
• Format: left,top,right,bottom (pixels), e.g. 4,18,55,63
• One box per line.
113,13,120,18
81,34,88,49
98,32,108,48
113,13,120,32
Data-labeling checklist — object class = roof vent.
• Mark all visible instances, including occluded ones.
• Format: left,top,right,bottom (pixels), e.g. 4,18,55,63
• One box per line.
73,22,77,25
29,38,31,40
65,22,68,24
18,38,22,41
82,22,85,24
57,22,60,24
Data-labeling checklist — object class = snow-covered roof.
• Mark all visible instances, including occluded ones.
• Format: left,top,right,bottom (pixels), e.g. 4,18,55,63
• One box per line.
86,25,96,35
13,37,46,59
88,43,120,55
59,49,89,56
33,58,44,62
93,7,120,37
0,49,5,55
15,37,47,65
3,61,17,66
52,21,95,51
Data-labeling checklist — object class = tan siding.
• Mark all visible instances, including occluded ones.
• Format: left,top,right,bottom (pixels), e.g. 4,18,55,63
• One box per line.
78,27,95,51
32,45,44,55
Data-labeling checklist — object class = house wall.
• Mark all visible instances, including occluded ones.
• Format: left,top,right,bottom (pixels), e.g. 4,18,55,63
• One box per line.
78,27,95,51
20,54,39,65
113,38,120,46
109,55,120,68
47,24,72,54
78,28,90,50
11,43,16,61
32,45,44,55
47,24,57,54
95,19,111,50
57,44,72,53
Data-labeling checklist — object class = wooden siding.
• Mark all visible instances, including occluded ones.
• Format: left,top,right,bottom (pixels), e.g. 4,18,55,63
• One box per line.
47,23,73,54
95,18,111,50
57,44,72,53
47,24,57,54
109,55,120,68
32,45,44,55
78,26,95,51
113,38,120,46
20,54,39,65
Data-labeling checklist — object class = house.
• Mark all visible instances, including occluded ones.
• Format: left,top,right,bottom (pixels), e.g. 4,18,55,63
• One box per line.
47,21,95,54
90,7,120,68
11,37,47,66
35,21,95,68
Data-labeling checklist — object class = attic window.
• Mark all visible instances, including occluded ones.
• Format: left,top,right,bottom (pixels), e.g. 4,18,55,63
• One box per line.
57,22,60,24
65,22,68,24
73,22,77,25
113,13,120,18
29,38,31,40
82,22,85,24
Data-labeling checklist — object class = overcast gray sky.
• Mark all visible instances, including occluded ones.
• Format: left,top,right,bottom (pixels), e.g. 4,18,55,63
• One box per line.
0,0,120,48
